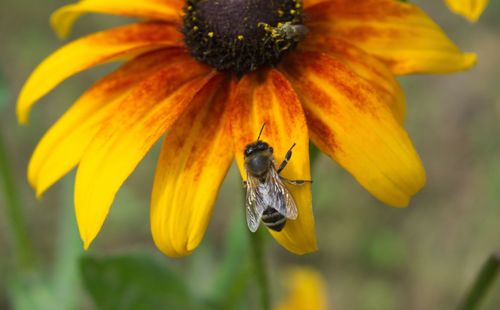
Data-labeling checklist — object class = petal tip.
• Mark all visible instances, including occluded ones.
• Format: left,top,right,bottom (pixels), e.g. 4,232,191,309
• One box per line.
292,244,319,255
445,0,487,22
187,238,200,253
16,100,30,125
50,6,75,39
27,169,37,189
152,231,193,258
389,200,410,208
272,229,318,255
83,240,90,251
34,180,53,199
28,174,44,200
80,223,97,251
463,52,477,69
464,15,480,23
157,244,193,258
35,190,44,200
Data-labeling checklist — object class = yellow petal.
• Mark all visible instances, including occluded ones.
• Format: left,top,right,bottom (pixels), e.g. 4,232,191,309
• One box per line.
29,48,189,197
230,69,317,255
151,76,232,257
306,0,476,75
303,0,328,8
17,22,182,124
298,36,405,123
283,51,426,207
445,0,489,22
74,62,213,249
51,0,184,38
275,267,328,310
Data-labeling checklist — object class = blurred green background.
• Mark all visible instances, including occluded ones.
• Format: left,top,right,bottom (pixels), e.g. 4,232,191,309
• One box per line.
1,0,500,309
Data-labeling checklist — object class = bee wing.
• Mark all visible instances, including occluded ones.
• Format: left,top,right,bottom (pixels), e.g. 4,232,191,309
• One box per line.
245,173,267,232
268,168,298,220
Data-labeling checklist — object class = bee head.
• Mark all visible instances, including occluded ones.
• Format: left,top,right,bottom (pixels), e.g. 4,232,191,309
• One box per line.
244,141,273,158
244,123,271,157
244,141,273,177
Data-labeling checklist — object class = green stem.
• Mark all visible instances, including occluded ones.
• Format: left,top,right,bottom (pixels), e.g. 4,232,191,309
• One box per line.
51,176,83,308
249,229,271,310
0,132,35,270
458,252,500,310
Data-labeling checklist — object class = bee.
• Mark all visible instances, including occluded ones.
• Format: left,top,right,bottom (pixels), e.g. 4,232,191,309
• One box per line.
244,124,311,232
258,22,309,50
276,22,309,42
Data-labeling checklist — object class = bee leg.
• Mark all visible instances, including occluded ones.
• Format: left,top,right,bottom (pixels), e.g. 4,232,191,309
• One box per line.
242,180,247,188
280,177,313,186
277,143,296,174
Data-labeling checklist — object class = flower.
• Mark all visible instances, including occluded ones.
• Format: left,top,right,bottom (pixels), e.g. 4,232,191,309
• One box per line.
18,0,475,257
445,0,489,22
275,267,328,310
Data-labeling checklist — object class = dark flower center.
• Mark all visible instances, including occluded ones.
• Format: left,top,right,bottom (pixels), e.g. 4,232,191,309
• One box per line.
183,0,307,76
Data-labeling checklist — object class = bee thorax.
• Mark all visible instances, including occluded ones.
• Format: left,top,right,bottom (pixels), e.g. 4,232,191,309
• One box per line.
245,154,271,177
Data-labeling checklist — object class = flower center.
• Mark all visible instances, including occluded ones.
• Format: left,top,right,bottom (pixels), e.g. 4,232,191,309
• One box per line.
183,0,307,76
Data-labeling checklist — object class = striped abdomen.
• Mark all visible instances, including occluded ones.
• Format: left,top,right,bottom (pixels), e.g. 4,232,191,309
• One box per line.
261,207,286,231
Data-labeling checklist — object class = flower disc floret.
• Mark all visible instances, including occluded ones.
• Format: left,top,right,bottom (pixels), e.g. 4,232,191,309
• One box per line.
183,0,305,76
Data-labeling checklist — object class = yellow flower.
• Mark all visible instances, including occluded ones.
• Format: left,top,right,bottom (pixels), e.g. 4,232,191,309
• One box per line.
18,0,475,257
445,0,489,22
275,267,328,310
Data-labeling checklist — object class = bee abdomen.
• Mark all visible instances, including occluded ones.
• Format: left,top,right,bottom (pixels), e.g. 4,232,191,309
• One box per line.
261,207,286,232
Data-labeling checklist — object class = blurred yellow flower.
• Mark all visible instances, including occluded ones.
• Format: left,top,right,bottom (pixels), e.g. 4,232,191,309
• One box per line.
445,0,489,22
276,267,328,310
18,0,475,257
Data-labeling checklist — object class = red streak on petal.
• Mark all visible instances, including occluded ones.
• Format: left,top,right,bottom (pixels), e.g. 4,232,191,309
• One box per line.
183,77,230,175
89,22,182,45
89,48,189,97
303,106,340,155
269,70,303,124
230,75,257,146
99,58,211,135
306,0,412,23
285,52,379,118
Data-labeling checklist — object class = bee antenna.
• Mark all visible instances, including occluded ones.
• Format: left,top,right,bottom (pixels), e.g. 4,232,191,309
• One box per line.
257,123,266,141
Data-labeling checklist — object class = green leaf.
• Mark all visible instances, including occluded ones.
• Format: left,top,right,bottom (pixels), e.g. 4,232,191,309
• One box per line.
80,254,201,310
7,273,60,310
